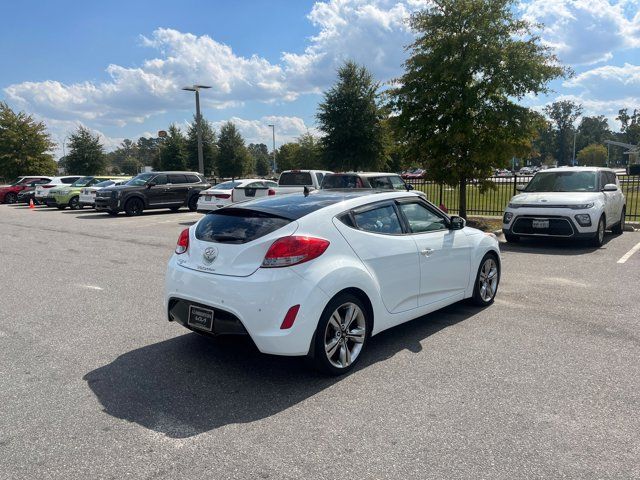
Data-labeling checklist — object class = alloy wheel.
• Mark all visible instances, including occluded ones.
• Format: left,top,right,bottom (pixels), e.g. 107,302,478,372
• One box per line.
478,258,498,303
323,302,366,369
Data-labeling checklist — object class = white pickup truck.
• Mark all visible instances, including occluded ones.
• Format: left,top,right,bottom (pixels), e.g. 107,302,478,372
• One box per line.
273,170,333,195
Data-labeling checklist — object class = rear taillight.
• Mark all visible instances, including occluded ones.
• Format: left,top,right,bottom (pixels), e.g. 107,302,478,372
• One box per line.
175,228,189,254
262,236,330,268
214,194,231,199
43,185,55,189
268,189,276,196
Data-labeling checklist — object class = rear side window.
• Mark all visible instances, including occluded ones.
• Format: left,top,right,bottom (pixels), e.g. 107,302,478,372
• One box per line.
353,205,403,234
196,209,290,244
279,172,312,186
169,174,188,184
62,177,78,184
185,174,201,183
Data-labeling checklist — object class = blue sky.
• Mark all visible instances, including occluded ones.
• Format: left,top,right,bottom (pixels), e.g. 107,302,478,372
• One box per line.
2,0,639,157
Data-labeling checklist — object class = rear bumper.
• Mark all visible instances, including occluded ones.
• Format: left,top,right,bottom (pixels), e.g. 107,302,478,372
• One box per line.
165,255,330,356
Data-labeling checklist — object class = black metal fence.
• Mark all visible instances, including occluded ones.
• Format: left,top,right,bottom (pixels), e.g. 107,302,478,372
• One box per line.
405,174,640,221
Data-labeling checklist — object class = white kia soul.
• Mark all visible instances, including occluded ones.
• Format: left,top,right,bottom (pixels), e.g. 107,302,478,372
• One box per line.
502,167,626,247
165,190,500,375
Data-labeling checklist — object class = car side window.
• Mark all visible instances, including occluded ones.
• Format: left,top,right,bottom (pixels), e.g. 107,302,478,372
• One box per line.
316,173,324,186
353,205,403,234
185,174,201,183
606,172,617,186
153,175,168,185
369,177,393,189
168,174,187,184
389,176,407,190
62,178,76,184
398,202,447,233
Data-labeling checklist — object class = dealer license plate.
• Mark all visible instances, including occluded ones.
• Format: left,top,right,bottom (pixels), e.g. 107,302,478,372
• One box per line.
532,219,549,229
187,305,214,331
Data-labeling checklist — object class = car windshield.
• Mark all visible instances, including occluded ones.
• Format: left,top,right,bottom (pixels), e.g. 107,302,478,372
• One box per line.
213,181,241,190
10,178,34,185
71,177,95,187
322,175,364,189
94,180,115,188
126,173,155,186
524,171,597,192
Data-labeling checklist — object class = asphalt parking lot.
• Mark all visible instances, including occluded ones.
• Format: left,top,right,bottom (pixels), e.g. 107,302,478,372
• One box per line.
1,204,639,480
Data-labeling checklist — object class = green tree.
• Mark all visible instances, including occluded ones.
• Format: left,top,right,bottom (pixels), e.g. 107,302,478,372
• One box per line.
615,108,640,165
0,102,57,179
186,116,218,176
576,115,611,152
391,0,565,217
248,143,271,176
217,122,250,178
137,136,161,168
528,116,556,166
544,100,583,166
160,124,187,171
276,143,301,172
65,126,107,175
577,143,607,167
295,133,323,170
317,61,386,171
121,157,142,175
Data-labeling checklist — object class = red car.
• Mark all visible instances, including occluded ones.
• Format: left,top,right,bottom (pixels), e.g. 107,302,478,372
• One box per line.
0,176,52,204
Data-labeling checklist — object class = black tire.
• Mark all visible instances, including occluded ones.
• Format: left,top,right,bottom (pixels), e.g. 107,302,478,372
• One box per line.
590,215,605,247
504,232,520,243
5,192,17,204
471,252,500,306
124,197,144,216
69,196,81,210
187,194,198,212
311,293,371,376
611,207,625,235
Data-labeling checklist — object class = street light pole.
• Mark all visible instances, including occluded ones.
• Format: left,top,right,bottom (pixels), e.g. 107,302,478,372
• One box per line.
182,85,211,175
572,130,577,166
268,124,276,173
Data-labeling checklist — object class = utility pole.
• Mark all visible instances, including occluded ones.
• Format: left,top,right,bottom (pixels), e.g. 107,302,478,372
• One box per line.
182,85,211,174
572,130,577,166
268,124,277,173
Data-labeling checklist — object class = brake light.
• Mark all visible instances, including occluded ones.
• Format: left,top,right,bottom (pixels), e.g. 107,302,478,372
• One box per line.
280,305,300,329
268,189,276,196
214,194,231,199
43,185,55,189
262,236,330,268
175,228,189,254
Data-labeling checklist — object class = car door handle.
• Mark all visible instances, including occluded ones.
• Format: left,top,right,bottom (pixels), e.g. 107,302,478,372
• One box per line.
421,248,434,256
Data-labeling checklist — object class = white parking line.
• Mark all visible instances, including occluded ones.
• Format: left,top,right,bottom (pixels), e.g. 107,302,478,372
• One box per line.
617,241,640,264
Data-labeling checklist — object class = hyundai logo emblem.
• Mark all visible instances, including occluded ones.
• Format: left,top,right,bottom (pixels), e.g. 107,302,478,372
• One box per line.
202,246,218,264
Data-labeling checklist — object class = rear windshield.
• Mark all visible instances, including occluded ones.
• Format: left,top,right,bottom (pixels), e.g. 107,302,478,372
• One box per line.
95,180,115,188
71,177,95,187
214,181,241,190
279,172,312,186
322,175,364,189
196,209,290,244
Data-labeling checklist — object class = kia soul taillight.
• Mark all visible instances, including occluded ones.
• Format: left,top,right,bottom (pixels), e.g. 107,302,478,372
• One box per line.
262,236,329,268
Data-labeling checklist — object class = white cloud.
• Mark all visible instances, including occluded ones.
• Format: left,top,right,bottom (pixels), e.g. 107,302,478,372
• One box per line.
211,116,320,147
520,0,640,65
564,63,640,100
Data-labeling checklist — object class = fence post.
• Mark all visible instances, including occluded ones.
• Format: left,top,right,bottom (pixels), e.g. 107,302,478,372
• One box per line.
513,174,517,196
439,183,443,207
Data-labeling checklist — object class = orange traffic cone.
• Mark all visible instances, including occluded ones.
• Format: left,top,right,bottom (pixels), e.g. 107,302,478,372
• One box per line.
29,198,35,209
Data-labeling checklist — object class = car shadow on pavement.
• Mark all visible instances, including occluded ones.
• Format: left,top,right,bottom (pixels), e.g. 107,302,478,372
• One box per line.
499,234,615,255
83,303,480,438
74,210,194,220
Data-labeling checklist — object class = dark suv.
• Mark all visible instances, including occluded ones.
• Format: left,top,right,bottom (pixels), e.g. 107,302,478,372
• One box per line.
95,171,210,216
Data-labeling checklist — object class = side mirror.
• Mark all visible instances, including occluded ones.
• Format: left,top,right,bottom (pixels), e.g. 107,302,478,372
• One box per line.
147,181,157,188
603,183,617,192
450,216,466,230
406,184,414,191
516,185,526,192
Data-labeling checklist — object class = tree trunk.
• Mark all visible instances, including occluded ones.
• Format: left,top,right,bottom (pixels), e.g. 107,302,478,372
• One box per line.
459,177,467,219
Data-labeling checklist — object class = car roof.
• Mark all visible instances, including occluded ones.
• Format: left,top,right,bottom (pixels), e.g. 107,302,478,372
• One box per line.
143,171,202,175
328,172,401,177
542,167,611,173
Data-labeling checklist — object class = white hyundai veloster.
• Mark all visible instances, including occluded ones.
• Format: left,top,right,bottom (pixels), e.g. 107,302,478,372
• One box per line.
165,190,500,375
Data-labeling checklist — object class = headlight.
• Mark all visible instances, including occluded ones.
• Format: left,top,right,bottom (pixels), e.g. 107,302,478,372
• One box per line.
570,203,594,210
503,212,513,223
507,203,520,209
574,214,592,227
